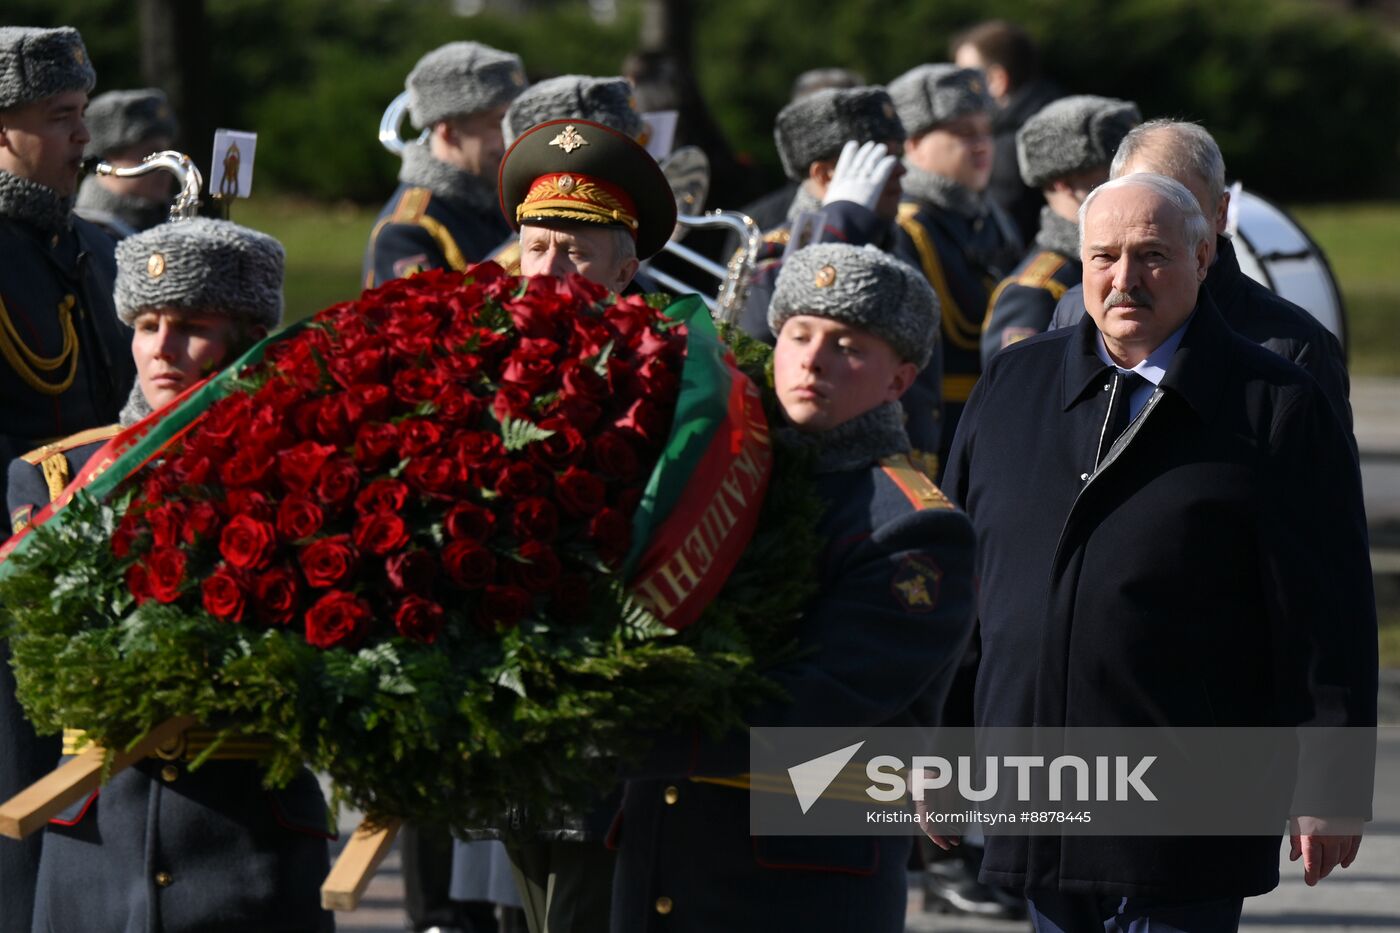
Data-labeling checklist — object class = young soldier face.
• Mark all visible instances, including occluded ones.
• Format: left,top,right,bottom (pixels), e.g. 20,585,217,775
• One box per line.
773,315,916,432
436,104,511,180
905,112,994,192
132,309,248,411
0,90,90,197
1081,184,1209,368
519,224,638,294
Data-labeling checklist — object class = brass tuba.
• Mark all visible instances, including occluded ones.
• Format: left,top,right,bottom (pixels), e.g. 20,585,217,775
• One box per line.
94,150,205,222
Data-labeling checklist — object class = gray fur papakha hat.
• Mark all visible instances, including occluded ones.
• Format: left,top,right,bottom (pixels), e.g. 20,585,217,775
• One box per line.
1017,95,1141,189
0,26,96,111
773,87,905,182
115,218,285,331
769,243,939,369
406,41,527,129
83,88,179,159
503,75,644,147
887,64,993,138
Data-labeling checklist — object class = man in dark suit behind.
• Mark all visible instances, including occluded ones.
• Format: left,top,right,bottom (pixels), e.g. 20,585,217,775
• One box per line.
942,172,1375,932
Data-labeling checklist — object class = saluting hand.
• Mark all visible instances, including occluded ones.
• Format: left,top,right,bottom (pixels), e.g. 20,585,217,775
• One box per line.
822,140,898,212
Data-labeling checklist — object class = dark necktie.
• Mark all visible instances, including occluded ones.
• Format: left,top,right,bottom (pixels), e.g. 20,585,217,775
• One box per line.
1095,370,1147,468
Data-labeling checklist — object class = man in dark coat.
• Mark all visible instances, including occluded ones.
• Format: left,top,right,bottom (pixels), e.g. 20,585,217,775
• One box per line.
1047,120,1352,445
362,41,528,288
943,173,1375,931
982,95,1139,366
0,27,136,933
612,242,975,933
887,64,1022,479
950,20,1063,245
735,87,948,478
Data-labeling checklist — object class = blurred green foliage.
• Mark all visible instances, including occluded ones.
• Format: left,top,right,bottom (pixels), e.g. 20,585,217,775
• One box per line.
6,0,1398,204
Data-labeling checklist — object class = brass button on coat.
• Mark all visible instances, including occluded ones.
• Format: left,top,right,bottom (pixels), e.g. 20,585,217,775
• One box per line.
663,785,679,805
655,896,673,915
155,871,173,887
160,764,179,783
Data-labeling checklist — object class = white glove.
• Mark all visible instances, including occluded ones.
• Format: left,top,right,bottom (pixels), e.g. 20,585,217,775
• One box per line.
821,140,898,211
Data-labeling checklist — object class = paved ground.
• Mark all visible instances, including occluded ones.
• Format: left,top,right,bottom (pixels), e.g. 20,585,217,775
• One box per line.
333,379,1400,932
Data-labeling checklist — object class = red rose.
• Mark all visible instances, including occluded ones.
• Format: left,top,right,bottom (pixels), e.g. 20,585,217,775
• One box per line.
392,366,447,404
316,455,362,510
299,535,357,588
491,385,532,422
353,511,410,556
445,431,502,465
507,294,566,340
278,441,337,495
329,345,387,388
558,360,608,402
603,356,637,397
304,590,372,649
509,540,562,592
444,502,495,541
511,497,559,541
183,501,222,544
244,406,289,452
394,596,446,644
436,389,485,427
442,539,496,589
479,584,532,629
253,566,300,626
147,503,185,549
218,447,274,488
171,453,214,486
224,489,273,522
614,398,669,445
561,272,608,305
501,340,561,393
315,395,356,446
546,396,603,432
125,562,151,603
201,569,246,622
555,467,606,517
354,421,399,469
587,508,632,566
277,496,325,541
355,479,410,515
399,419,445,456
386,550,438,593
113,520,137,559
404,457,459,497
636,356,680,402
145,547,187,603
590,431,641,481
350,383,392,422
530,417,586,470
219,515,278,571
495,461,548,498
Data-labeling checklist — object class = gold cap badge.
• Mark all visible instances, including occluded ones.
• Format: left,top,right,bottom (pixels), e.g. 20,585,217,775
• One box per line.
73,48,86,66
556,174,577,194
814,265,837,288
549,124,589,154
147,253,166,278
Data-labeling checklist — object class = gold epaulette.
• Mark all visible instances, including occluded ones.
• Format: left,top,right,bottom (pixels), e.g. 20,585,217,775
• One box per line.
894,206,981,352
880,453,955,511
364,187,469,287
390,186,433,224
763,228,791,247
19,424,121,504
1015,251,1070,297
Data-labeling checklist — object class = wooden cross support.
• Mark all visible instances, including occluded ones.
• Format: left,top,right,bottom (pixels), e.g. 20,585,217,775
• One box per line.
0,716,197,839
321,819,402,911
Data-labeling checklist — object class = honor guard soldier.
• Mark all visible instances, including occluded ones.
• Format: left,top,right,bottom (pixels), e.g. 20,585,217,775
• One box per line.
0,30,135,932
736,87,949,476
14,218,335,933
0,26,136,526
363,41,528,287
74,88,179,238
611,242,975,933
981,95,1139,366
888,64,1022,478
1047,120,1354,444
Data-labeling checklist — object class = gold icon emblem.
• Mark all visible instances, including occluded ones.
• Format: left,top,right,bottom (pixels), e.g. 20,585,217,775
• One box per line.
147,253,166,278
814,265,837,288
511,69,526,87
896,575,933,608
73,48,86,66
556,174,577,194
550,125,589,154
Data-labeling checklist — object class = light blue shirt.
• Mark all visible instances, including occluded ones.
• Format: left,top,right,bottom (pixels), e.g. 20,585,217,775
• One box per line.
1095,314,1193,420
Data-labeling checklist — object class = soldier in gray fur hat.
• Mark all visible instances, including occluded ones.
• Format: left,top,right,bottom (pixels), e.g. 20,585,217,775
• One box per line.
6,219,334,933
501,74,643,147
363,40,528,288
74,88,180,237
0,34,134,929
612,239,974,933
981,95,1139,366
885,63,1022,478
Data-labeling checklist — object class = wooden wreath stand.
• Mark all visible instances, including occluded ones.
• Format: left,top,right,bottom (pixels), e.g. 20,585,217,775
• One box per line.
0,715,402,911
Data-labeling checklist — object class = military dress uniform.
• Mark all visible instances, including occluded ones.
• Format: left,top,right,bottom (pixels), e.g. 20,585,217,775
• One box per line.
980,208,1081,367
610,406,975,933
